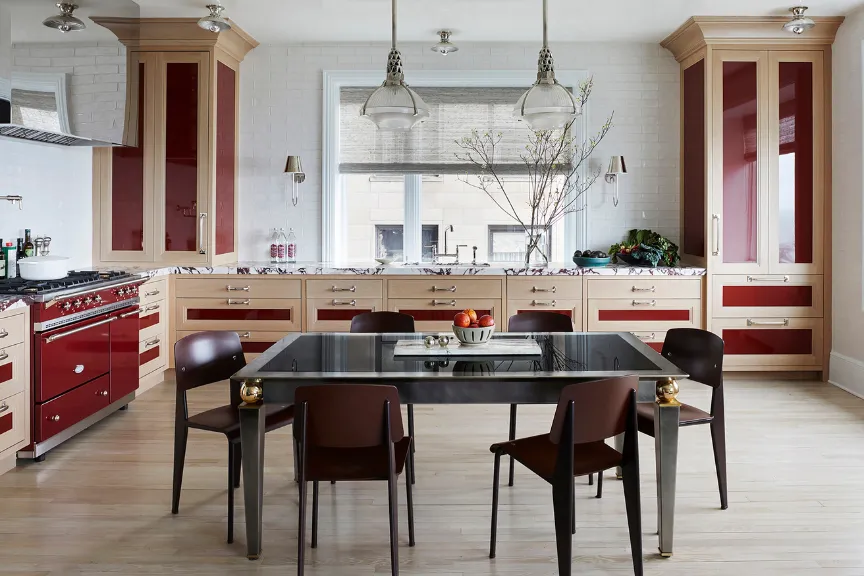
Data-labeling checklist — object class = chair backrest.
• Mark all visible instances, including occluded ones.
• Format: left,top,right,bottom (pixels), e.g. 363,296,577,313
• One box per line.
508,311,574,333
350,311,415,334
661,328,724,389
294,384,404,448
549,376,638,445
174,331,247,404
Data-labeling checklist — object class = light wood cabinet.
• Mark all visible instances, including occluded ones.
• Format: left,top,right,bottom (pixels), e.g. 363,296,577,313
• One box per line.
91,19,257,267
0,306,29,475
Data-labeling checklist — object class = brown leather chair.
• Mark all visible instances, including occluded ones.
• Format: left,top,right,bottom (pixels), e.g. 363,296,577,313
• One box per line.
295,384,415,576
635,328,728,509
489,376,643,576
506,311,574,486
171,331,294,543
350,311,417,484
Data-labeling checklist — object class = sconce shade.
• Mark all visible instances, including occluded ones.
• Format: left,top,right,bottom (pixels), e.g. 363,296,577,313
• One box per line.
607,155,627,176
285,155,306,183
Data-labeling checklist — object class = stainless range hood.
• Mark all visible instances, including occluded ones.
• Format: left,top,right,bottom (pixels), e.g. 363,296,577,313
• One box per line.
0,0,140,147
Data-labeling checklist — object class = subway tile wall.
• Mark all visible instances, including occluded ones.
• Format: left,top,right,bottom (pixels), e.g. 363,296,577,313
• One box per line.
240,42,680,261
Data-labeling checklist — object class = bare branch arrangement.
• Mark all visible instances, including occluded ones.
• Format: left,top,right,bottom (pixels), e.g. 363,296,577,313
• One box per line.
455,78,613,266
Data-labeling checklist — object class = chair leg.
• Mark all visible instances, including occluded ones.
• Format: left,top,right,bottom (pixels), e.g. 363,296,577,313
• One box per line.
621,461,644,576
311,481,319,549
571,484,575,535
171,424,188,515
293,437,300,484
490,450,502,559
232,442,242,489
407,405,416,485
508,404,517,487
596,470,603,499
588,473,594,486
406,445,415,547
298,478,307,576
227,444,235,544
387,466,400,576
710,417,729,510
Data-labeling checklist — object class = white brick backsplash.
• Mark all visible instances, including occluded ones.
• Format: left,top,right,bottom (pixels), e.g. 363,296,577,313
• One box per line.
238,42,680,260
15,57,51,67
29,48,75,58
95,55,126,65
74,46,120,57
75,65,119,75
50,56,97,67
71,82,118,95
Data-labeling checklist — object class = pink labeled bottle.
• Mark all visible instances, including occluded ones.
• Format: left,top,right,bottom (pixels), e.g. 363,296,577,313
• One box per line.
286,228,297,264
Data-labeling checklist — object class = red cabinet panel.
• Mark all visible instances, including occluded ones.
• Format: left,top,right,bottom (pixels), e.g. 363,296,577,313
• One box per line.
36,316,111,402
186,308,293,321
139,346,161,366
35,374,112,443
0,412,11,435
722,328,812,355
516,309,573,318
111,61,146,252
215,62,236,256
111,311,141,402
140,311,160,330
400,309,492,322
164,62,200,253
598,309,691,322
0,362,11,384
648,342,663,352
722,285,812,307
316,309,373,322
683,59,706,258
241,341,276,354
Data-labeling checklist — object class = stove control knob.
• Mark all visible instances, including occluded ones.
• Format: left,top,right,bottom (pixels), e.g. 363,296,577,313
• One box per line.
84,297,93,305
118,287,128,296
61,302,72,312
73,299,83,308
94,295,103,303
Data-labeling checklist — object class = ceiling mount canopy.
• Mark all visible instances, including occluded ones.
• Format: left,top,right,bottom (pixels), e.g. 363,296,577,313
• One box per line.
42,3,86,33
360,0,429,131
783,6,816,35
198,3,232,34
431,30,459,55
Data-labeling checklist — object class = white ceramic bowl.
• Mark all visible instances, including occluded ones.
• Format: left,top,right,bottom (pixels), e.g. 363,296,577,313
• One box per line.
375,257,394,265
18,256,70,280
452,324,495,345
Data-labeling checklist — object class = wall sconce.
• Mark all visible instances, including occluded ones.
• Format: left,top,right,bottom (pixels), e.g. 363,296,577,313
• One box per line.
604,156,627,207
0,195,23,210
284,155,305,206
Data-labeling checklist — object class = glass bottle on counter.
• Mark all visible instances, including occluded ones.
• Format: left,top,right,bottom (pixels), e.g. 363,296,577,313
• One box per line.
0,239,5,279
286,228,297,264
4,242,17,279
269,228,279,263
276,227,287,263
15,238,23,276
23,229,34,258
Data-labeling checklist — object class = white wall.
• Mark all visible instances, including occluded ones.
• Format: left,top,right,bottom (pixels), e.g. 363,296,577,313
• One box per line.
0,139,93,269
238,42,680,261
830,8,864,395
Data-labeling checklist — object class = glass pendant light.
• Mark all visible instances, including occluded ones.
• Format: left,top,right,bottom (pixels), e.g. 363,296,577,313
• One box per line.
197,4,232,34
783,6,815,35
360,0,429,131
514,0,579,130
42,3,86,33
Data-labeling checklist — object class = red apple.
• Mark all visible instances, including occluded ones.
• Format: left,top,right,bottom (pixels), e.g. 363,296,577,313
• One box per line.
478,315,495,327
470,323,479,328
454,312,471,328
463,308,478,323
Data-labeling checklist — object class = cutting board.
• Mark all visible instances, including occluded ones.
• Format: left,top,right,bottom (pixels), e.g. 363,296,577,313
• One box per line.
393,338,542,358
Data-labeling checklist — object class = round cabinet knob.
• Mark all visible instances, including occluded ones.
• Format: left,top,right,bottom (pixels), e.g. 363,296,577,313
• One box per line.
94,295,103,303
84,297,93,305
98,390,108,397
50,415,60,422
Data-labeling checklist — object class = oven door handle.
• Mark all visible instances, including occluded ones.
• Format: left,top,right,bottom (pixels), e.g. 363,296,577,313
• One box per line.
45,316,117,343
120,308,142,318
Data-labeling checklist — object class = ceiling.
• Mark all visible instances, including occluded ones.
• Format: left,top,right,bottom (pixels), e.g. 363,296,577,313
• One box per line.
11,0,864,45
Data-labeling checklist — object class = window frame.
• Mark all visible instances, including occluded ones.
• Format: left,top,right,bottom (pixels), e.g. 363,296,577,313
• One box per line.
488,224,553,263
323,69,590,262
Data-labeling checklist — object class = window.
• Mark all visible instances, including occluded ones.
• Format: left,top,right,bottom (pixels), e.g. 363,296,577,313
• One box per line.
488,225,552,263
375,225,439,262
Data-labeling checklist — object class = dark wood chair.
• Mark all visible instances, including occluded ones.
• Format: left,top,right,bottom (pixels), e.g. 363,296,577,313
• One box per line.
350,311,417,484
506,311,575,486
635,327,728,509
295,384,415,576
488,376,643,576
171,331,294,543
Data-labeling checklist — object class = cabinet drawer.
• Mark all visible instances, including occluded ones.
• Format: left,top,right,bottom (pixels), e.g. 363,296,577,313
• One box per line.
306,279,383,299
138,301,165,342
508,300,583,331
307,298,384,332
712,274,823,318
630,330,667,353
36,315,111,402
0,392,26,455
35,374,112,443
139,332,167,378
139,278,167,307
389,299,502,332
175,277,301,299
587,299,702,332
0,310,27,346
388,279,502,299
177,298,301,332
177,330,289,358
0,343,25,401
711,317,822,370
586,278,701,300
507,278,582,300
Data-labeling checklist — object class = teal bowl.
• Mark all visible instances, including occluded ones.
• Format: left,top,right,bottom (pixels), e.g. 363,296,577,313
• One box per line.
573,256,611,268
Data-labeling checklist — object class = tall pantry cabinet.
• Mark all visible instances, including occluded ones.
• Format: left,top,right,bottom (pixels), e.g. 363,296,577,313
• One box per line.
661,16,843,375
89,18,258,266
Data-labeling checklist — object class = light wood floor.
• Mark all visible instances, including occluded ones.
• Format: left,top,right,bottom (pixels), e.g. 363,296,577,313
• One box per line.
2,375,864,575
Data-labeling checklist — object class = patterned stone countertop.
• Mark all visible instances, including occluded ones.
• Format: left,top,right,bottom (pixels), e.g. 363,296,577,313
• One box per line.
123,262,707,278
0,296,31,313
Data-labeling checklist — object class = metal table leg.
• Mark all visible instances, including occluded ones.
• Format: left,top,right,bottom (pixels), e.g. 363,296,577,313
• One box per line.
654,377,681,557
239,381,266,560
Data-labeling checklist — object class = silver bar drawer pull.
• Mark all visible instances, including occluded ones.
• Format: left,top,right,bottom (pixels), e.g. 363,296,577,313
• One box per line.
635,332,656,341
0,350,8,362
631,300,657,307
712,214,720,256
0,328,8,338
432,286,457,293
532,286,557,293
331,299,357,306
227,285,251,292
746,275,790,283
332,285,356,293
432,300,457,306
120,308,142,318
144,289,160,297
631,286,656,293
46,316,117,343
145,338,161,347
532,300,557,307
198,213,207,255
746,319,789,327
0,402,8,414
239,332,252,339
227,299,251,305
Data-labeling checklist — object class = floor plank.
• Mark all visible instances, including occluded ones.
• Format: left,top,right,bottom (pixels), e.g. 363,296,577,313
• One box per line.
1,375,862,575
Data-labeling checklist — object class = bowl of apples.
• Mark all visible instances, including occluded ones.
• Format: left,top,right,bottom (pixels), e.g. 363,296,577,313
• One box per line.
452,309,496,345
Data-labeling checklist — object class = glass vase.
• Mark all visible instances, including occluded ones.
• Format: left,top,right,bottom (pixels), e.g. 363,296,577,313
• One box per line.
525,232,548,267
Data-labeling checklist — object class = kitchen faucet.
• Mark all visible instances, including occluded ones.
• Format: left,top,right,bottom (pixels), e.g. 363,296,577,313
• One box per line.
428,224,467,264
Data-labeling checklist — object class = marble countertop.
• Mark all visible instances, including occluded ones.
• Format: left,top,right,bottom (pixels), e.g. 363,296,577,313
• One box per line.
128,262,707,277
0,296,31,313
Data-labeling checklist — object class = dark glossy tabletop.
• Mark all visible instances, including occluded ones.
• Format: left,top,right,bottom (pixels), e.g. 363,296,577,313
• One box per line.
234,332,686,381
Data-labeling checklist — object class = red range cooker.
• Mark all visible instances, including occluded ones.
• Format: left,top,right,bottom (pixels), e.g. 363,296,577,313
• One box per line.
0,271,147,461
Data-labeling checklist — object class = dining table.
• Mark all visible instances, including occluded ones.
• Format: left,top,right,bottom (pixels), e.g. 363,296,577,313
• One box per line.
231,331,688,571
